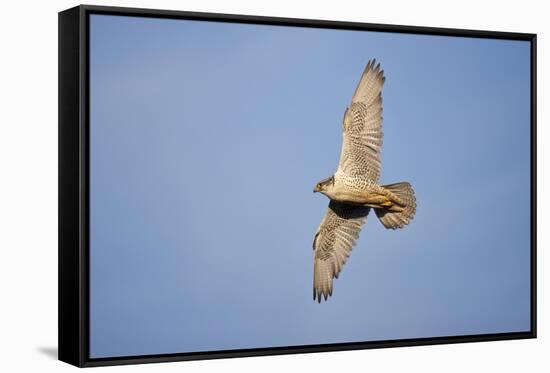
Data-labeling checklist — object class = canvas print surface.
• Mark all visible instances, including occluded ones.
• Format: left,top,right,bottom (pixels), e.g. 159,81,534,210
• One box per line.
89,14,531,358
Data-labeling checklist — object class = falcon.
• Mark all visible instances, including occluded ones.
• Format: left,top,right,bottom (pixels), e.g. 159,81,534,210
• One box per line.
312,59,416,302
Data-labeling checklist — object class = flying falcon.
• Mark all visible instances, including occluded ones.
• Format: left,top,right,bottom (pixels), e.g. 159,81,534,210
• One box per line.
312,59,416,302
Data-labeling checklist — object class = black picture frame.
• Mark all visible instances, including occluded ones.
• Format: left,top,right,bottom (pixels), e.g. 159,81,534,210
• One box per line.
58,4,537,368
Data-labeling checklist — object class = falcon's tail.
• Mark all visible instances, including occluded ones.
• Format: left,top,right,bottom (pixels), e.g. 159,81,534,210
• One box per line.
375,182,416,229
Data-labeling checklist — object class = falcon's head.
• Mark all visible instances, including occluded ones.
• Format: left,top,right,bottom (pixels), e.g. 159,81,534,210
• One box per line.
314,176,335,194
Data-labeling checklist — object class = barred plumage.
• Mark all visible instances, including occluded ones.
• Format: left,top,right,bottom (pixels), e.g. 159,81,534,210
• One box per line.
312,59,416,303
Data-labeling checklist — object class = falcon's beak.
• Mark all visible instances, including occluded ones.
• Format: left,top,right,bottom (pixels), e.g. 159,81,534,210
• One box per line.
313,185,320,193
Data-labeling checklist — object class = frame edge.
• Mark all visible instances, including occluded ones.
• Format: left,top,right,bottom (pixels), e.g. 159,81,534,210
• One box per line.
78,3,536,40
58,5,85,368
530,33,537,339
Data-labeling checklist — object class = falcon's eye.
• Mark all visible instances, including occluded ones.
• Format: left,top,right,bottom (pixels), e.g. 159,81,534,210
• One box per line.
317,183,322,189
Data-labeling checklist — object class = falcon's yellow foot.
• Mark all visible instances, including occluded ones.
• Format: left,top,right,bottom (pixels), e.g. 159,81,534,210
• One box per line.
381,199,393,207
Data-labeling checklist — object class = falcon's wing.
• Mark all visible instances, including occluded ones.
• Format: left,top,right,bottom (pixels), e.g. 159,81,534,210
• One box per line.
337,59,385,182
313,201,370,302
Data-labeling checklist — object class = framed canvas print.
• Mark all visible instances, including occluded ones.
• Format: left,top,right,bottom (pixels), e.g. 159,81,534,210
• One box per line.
58,5,537,367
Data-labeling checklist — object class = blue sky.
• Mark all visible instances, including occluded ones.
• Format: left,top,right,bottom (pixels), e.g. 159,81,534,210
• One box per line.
89,14,531,358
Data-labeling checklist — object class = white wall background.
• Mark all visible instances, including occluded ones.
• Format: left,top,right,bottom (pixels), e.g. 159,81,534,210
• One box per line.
0,0,546,371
